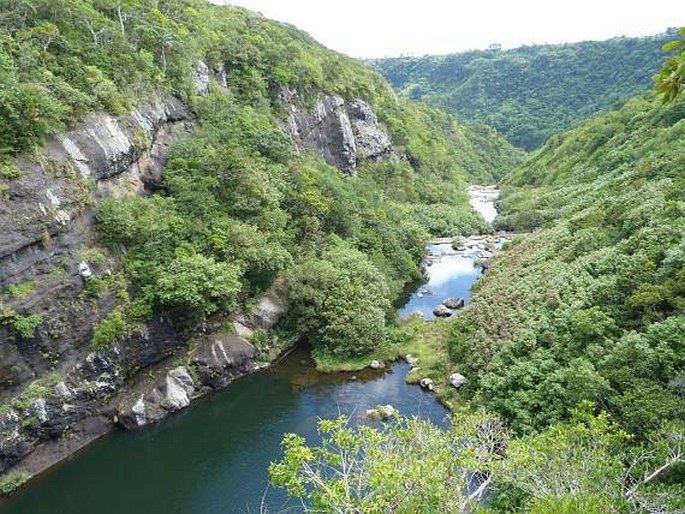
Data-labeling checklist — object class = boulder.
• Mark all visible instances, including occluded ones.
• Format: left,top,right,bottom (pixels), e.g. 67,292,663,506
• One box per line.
442,297,465,310
189,334,257,389
405,354,418,366
370,360,384,369
117,366,196,429
78,261,93,279
449,373,467,389
433,305,452,317
420,378,434,391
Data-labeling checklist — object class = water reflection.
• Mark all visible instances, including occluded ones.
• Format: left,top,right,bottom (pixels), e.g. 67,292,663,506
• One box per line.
398,244,482,320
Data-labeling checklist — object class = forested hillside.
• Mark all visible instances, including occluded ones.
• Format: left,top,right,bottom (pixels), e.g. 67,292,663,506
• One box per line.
453,94,685,436
372,32,676,150
271,93,685,514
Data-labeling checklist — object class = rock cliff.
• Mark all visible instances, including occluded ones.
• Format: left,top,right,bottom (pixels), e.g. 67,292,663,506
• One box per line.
281,87,392,175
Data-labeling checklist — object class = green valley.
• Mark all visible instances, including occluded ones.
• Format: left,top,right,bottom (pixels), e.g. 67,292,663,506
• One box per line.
372,32,677,150
0,1,683,513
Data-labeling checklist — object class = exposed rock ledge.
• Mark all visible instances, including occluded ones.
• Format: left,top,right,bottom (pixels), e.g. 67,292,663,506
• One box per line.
281,87,392,175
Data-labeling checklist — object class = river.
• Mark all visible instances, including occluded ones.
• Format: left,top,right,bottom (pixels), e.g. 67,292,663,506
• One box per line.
0,187,499,514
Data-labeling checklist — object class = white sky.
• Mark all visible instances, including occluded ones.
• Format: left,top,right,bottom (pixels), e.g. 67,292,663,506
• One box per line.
210,0,684,58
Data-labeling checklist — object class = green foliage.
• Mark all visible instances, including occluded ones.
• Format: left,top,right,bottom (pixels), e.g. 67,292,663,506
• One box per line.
372,31,677,150
155,252,242,314
655,27,685,103
450,96,685,436
0,160,21,179
285,241,391,359
271,407,685,513
0,472,30,496
270,411,507,512
1,309,42,339
91,309,128,349
3,280,39,299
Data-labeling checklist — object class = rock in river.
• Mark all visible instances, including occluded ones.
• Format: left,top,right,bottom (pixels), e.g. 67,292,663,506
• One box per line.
420,378,435,391
366,404,397,421
442,297,465,310
433,305,452,317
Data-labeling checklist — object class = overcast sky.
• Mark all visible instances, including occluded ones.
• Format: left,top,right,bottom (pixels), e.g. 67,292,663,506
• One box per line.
210,0,684,58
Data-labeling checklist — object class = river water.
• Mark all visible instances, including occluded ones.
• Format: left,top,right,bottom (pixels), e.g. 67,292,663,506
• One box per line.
0,187,498,514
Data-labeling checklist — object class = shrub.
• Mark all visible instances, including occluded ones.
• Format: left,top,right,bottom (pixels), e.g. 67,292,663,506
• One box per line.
91,309,128,350
0,472,30,495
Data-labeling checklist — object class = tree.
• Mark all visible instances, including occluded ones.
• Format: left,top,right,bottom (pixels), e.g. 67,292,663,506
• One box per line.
270,412,508,513
154,252,242,315
656,27,685,103
285,241,391,359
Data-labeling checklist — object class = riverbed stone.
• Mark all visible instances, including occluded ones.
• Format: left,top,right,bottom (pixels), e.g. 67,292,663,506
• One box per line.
442,297,465,310
433,305,452,317
366,404,397,421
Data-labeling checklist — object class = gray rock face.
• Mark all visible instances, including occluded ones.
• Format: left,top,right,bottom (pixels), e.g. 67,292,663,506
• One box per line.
118,365,195,429
0,94,191,474
195,61,210,96
189,335,258,390
347,100,392,160
235,283,288,335
283,89,392,175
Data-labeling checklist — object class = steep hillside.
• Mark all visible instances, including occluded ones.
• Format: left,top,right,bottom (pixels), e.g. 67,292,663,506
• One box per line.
0,0,521,483
446,95,684,438
372,32,676,150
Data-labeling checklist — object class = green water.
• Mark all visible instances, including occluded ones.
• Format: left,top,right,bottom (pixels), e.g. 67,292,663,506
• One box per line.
0,346,448,514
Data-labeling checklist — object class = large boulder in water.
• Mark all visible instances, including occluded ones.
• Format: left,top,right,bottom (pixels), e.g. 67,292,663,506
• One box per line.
433,305,452,317
420,378,435,391
442,297,465,310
